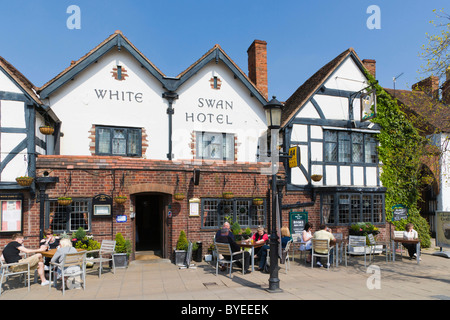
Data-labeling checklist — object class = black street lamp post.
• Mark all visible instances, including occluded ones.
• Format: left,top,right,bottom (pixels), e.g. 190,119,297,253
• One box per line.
264,96,283,293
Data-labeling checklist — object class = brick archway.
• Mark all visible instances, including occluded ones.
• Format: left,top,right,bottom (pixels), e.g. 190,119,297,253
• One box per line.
129,183,174,195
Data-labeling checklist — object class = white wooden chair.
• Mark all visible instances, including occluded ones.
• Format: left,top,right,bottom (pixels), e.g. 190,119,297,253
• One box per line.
214,242,245,278
311,239,332,270
0,255,30,296
281,239,293,273
49,250,86,295
367,233,390,263
89,240,116,277
393,230,405,259
345,235,367,267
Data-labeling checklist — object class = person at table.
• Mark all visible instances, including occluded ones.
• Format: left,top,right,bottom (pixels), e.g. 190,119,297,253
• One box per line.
39,228,60,269
256,226,291,272
312,224,336,268
248,226,269,257
301,222,314,263
50,238,81,289
403,223,420,259
215,228,251,274
1,233,49,285
215,222,235,241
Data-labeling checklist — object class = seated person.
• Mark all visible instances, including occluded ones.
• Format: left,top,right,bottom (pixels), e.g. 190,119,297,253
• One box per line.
215,228,251,274
402,223,420,260
39,228,60,269
312,224,336,268
50,238,82,289
257,226,291,272
249,226,269,258
215,222,235,241
301,222,314,263
1,233,48,285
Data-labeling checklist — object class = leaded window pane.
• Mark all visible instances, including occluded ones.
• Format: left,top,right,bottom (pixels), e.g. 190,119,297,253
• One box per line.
352,133,363,162
112,129,127,155
98,128,111,154
338,132,351,162
365,135,377,163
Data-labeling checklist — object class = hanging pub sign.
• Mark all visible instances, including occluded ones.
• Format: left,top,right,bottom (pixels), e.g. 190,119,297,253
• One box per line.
0,194,23,233
288,146,301,168
360,89,377,121
92,194,112,217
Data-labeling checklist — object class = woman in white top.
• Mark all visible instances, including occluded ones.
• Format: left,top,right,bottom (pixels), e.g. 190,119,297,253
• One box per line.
301,222,314,263
402,223,419,259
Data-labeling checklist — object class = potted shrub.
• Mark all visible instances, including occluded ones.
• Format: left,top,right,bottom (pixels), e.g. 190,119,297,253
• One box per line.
174,193,185,201
114,195,127,205
113,232,132,268
15,176,34,187
39,125,54,135
231,221,242,241
242,227,252,240
174,230,188,266
57,197,72,206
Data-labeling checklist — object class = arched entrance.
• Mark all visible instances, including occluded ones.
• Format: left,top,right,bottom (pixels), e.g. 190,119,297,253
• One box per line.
130,183,173,259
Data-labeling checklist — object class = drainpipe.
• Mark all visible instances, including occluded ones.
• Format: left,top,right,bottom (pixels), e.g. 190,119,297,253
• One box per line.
162,91,179,160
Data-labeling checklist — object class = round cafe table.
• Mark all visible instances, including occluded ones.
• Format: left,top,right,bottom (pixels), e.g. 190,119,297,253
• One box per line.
238,240,265,272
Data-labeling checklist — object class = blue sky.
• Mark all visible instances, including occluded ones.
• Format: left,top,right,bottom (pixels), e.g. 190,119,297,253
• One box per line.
0,0,448,101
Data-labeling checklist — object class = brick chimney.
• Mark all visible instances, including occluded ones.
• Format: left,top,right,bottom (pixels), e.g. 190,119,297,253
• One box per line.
362,59,376,78
247,40,268,99
412,76,440,100
442,67,450,105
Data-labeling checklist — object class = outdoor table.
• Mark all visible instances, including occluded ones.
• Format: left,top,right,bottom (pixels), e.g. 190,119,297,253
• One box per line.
238,241,264,272
41,248,84,258
391,238,421,264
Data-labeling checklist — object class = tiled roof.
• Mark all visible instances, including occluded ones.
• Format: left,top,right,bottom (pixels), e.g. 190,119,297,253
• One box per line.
384,88,450,133
37,30,166,93
0,55,42,104
281,48,363,128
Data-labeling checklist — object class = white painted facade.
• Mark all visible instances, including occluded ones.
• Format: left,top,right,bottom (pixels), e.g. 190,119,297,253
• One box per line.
41,41,267,162
287,55,380,188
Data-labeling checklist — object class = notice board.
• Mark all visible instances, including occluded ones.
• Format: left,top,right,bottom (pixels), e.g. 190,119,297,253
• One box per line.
435,211,450,248
289,211,308,236
0,194,23,233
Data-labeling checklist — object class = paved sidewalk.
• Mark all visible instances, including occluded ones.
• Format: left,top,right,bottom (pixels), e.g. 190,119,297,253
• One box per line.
0,247,449,301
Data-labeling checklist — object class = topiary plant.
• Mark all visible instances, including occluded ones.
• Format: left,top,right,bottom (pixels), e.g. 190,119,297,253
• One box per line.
176,230,189,251
115,232,132,256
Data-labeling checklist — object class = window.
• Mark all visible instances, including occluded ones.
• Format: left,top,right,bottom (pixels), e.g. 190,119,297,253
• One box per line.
201,198,265,229
324,130,377,164
48,199,90,233
320,193,384,226
196,132,234,161
96,126,142,157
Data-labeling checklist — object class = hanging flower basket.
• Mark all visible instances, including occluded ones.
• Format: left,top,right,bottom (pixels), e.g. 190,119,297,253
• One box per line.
39,126,54,135
114,196,127,205
16,176,34,187
222,192,234,199
174,193,185,201
253,198,264,206
311,174,323,182
57,197,72,206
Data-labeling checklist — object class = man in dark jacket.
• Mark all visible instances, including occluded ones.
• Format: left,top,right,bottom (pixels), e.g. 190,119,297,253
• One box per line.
215,228,250,273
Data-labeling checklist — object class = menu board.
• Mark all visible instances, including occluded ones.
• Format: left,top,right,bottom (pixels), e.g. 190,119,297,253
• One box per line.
435,211,450,248
0,194,23,233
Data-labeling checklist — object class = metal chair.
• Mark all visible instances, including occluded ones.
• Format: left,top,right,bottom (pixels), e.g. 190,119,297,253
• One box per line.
367,233,390,263
214,242,245,278
345,235,367,267
311,239,332,270
0,256,30,296
89,240,116,277
292,234,308,264
49,250,87,295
